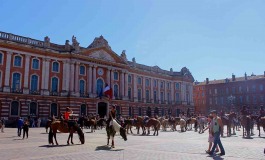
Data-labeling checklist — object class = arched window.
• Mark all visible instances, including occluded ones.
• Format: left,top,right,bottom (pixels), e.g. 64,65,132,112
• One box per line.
52,61,59,72
30,75,38,92
138,89,142,101
32,59,39,69
128,75,132,83
12,73,21,90
79,80,85,93
14,56,22,67
0,53,3,64
50,103,58,117
114,84,119,98
114,72,118,80
96,79,104,95
80,66,85,75
154,91,157,102
138,107,142,116
160,92,164,102
10,101,19,116
128,87,131,100
51,77,58,92
80,104,87,116
145,79,149,86
29,102,37,116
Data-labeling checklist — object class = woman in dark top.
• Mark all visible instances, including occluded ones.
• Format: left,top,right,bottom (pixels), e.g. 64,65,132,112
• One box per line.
22,119,29,139
107,105,116,128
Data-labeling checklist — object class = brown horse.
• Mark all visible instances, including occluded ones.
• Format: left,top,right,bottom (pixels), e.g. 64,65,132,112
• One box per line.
48,120,85,145
257,117,265,136
221,112,237,137
124,118,137,134
45,120,53,133
142,118,161,136
240,115,251,138
161,117,177,131
84,118,97,132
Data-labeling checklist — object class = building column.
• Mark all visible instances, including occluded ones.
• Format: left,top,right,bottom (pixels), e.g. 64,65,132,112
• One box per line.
23,55,31,94
3,51,13,92
41,58,50,95
61,60,70,96
142,76,146,103
88,65,92,94
150,78,154,103
69,61,75,95
74,62,80,96
133,74,137,102
120,70,125,99
92,65,97,96
124,72,128,100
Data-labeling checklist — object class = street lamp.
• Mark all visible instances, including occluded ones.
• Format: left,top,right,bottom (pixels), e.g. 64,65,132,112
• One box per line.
227,95,235,112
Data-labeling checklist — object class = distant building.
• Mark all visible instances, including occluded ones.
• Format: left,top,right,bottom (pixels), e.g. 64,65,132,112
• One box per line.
194,73,265,114
0,31,194,120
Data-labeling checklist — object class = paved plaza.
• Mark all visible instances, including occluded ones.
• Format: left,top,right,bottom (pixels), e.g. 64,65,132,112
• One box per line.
0,126,264,160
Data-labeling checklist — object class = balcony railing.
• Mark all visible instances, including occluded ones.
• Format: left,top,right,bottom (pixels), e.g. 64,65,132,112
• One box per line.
50,91,59,96
11,88,23,94
30,90,41,95
80,92,89,98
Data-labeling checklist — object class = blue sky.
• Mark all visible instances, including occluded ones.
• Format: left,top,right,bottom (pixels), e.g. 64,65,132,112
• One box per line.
0,0,264,82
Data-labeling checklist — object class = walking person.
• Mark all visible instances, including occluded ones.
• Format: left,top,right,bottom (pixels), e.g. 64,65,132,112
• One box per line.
1,117,5,133
203,115,219,153
17,117,23,137
37,117,41,128
22,119,29,139
206,110,225,156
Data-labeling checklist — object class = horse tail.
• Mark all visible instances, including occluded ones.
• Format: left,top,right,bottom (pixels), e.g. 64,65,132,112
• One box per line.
48,127,53,144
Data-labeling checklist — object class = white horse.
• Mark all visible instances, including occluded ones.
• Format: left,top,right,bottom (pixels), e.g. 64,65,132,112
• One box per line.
179,119,186,132
106,119,127,148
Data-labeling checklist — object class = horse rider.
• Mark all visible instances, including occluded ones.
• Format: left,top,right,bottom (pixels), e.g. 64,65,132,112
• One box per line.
240,105,249,116
257,105,265,122
107,105,116,129
64,107,74,130
143,116,149,125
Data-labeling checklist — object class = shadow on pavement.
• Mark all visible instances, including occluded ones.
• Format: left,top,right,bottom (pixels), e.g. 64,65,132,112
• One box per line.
39,144,83,148
95,145,124,152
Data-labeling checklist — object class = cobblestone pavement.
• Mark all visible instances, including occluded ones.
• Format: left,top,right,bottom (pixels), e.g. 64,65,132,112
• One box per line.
0,126,264,160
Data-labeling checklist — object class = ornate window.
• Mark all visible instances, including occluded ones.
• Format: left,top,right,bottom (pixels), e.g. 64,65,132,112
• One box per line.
0,53,3,64
30,75,38,92
12,73,21,91
128,75,132,83
80,104,87,116
114,72,119,80
145,79,149,87
50,103,58,117
10,101,19,116
80,66,85,75
138,77,142,85
96,79,104,95
260,84,264,91
32,59,39,69
160,92,164,102
29,102,37,116
114,84,119,98
51,77,59,92
175,82,180,90
160,81,164,89
14,55,22,67
154,80,157,87
79,80,85,93
52,61,59,72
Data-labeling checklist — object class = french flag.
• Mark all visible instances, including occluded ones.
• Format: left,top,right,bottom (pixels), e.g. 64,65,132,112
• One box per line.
103,84,113,100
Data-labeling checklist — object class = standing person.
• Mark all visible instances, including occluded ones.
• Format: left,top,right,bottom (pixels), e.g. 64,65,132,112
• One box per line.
1,117,5,133
37,117,41,128
31,118,35,128
203,115,219,153
206,110,225,156
22,119,29,139
17,117,23,137
107,105,116,128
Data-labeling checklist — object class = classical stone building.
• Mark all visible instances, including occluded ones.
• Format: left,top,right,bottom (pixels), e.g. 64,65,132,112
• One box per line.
194,73,265,114
0,31,194,121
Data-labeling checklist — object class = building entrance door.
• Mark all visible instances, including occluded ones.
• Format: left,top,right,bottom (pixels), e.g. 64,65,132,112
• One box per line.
98,102,107,118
